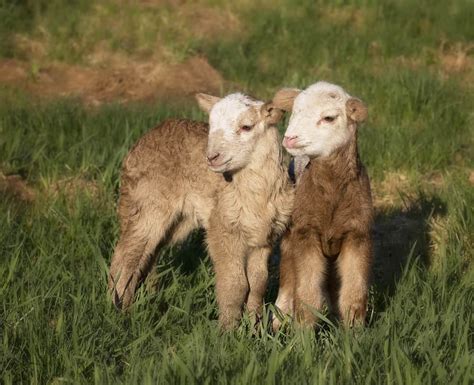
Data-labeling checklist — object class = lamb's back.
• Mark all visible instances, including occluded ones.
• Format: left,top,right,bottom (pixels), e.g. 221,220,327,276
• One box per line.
120,119,222,201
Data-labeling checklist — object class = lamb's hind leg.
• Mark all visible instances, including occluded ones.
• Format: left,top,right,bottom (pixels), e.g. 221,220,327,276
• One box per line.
109,208,175,309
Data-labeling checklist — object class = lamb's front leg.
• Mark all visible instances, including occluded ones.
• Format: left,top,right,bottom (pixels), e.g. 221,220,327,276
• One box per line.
273,234,296,330
294,239,327,327
337,237,372,327
246,246,271,317
207,232,249,330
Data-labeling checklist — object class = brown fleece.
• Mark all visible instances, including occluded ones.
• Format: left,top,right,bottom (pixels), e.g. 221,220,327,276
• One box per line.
278,129,373,327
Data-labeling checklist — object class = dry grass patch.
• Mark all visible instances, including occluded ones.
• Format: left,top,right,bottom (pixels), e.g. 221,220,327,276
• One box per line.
438,41,474,74
44,176,101,201
176,4,241,41
372,171,413,209
378,41,474,85
0,167,103,204
0,55,224,104
319,5,374,30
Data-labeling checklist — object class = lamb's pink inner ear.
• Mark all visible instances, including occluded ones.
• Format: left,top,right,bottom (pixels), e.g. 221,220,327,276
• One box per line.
195,93,221,114
261,103,283,125
346,98,368,123
272,88,301,112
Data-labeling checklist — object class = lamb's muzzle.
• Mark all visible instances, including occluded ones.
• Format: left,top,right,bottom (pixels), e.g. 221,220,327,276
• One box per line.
283,135,299,149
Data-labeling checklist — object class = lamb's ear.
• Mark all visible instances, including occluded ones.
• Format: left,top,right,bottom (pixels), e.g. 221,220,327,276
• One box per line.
260,102,284,125
195,93,221,114
346,98,368,123
272,88,301,112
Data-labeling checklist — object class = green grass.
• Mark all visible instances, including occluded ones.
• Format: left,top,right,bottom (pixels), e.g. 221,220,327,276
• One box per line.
1,1,473,384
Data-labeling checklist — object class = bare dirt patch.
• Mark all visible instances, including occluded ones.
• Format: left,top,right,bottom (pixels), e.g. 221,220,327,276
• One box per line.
0,56,224,105
0,172,36,202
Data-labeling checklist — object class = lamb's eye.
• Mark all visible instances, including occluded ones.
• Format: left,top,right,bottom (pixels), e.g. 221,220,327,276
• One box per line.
241,125,254,132
323,116,336,123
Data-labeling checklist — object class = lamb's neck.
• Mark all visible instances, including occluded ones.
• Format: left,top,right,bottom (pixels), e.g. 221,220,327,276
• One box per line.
234,127,286,187
311,132,361,182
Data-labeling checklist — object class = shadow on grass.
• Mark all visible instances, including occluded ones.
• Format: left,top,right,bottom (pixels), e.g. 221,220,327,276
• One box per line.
143,230,208,291
372,194,446,287
369,193,447,318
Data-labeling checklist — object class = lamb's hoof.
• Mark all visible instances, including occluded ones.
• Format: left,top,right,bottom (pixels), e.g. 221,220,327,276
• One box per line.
112,289,124,310
340,303,367,328
272,316,282,333
109,270,137,311
111,286,135,311
218,315,240,332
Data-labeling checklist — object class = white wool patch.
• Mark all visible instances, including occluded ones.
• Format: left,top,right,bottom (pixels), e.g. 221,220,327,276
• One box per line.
284,81,353,158
209,93,263,140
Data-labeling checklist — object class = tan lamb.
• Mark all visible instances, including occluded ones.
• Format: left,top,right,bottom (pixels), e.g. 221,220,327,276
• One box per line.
272,81,373,328
108,92,294,329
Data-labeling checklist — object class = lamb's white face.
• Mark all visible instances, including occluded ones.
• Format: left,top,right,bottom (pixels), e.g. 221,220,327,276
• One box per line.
273,81,367,159
196,92,280,173
283,82,353,158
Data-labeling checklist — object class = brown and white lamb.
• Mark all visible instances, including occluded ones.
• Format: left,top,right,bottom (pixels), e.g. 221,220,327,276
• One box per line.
272,81,373,328
108,92,294,329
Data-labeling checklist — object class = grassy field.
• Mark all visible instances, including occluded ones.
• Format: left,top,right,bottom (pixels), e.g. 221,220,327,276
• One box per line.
1,1,473,384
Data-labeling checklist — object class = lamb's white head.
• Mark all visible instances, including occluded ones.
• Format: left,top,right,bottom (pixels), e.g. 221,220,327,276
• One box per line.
196,92,282,173
273,81,367,158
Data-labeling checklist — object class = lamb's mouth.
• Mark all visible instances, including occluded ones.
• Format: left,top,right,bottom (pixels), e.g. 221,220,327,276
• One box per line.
283,140,307,150
208,158,232,172
286,145,308,156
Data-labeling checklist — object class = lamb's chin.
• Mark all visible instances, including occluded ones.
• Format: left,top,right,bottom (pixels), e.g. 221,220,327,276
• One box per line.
285,147,307,157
